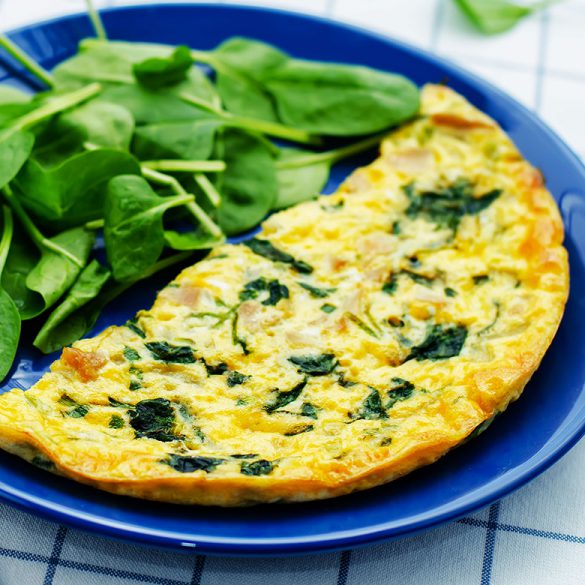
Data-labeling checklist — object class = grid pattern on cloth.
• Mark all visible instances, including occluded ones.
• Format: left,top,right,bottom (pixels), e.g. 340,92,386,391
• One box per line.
0,1,584,584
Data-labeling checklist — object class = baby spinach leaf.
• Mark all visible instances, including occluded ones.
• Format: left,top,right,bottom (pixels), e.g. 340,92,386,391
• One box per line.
164,228,224,251
25,227,94,317
0,130,34,190
145,341,196,364
0,207,21,381
202,360,229,376
209,37,287,122
14,149,141,228
386,378,415,409
109,414,125,429
288,354,338,376
165,454,225,473
123,347,141,362
244,237,313,274
54,40,215,102
382,273,398,295
104,175,191,281
133,46,194,90
298,282,336,298
353,388,387,420
133,117,220,161
264,60,420,136
129,398,181,442
59,394,89,418
407,324,468,361
0,228,42,318
300,402,319,419
0,86,30,105
265,379,308,413
274,147,328,210
59,100,134,150
239,277,289,306
405,180,502,232
453,0,553,35
227,371,251,387
215,129,278,236
33,260,110,354
240,459,275,476
99,85,205,125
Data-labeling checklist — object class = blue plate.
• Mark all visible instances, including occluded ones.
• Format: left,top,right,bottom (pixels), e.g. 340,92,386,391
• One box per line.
1,4,585,557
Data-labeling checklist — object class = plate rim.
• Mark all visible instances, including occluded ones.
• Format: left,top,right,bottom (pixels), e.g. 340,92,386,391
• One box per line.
1,2,585,556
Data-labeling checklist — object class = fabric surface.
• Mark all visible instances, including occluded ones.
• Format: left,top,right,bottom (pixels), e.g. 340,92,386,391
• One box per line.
0,1,584,583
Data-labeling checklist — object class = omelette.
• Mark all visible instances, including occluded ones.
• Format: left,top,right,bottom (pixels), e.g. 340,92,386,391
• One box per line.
0,85,568,506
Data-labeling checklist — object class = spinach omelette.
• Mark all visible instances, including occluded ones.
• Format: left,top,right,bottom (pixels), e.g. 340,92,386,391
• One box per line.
0,85,568,505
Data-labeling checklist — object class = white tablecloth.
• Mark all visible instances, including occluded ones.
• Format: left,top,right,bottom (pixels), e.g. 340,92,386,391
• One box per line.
0,1,584,584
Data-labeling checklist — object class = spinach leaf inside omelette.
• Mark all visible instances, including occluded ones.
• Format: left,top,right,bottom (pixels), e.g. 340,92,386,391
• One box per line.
0,85,568,506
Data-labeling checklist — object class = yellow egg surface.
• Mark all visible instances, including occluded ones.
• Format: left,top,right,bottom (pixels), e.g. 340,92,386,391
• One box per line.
0,85,568,506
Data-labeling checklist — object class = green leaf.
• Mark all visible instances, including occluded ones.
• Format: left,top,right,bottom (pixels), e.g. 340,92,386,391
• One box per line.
240,459,275,476
144,341,196,364
133,117,220,161
453,0,551,34
215,129,278,236
0,289,21,380
1,228,42,318
99,85,206,125
288,354,338,376
265,379,308,413
0,86,30,105
129,398,181,442
244,237,313,274
210,37,286,122
164,228,224,251
54,40,216,103
0,130,34,190
353,388,387,420
59,100,134,150
239,277,289,306
104,175,192,282
274,148,328,210
0,207,21,381
405,180,502,233
25,227,95,317
298,282,336,298
164,454,226,473
133,45,194,90
14,149,141,228
407,324,468,361
33,260,111,354
265,60,420,136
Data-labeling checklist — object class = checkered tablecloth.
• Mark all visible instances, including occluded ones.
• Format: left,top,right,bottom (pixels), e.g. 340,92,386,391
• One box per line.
1,1,585,584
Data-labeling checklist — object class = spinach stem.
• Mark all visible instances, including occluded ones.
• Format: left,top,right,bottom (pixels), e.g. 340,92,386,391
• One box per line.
194,173,221,207
84,0,108,41
115,193,195,231
0,206,14,276
7,83,102,133
180,92,320,146
2,186,85,267
276,132,385,169
0,34,55,87
85,219,104,230
142,159,226,173
142,167,223,238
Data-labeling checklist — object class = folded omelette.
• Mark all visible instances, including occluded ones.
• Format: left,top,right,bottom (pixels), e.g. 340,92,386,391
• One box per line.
0,85,568,505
